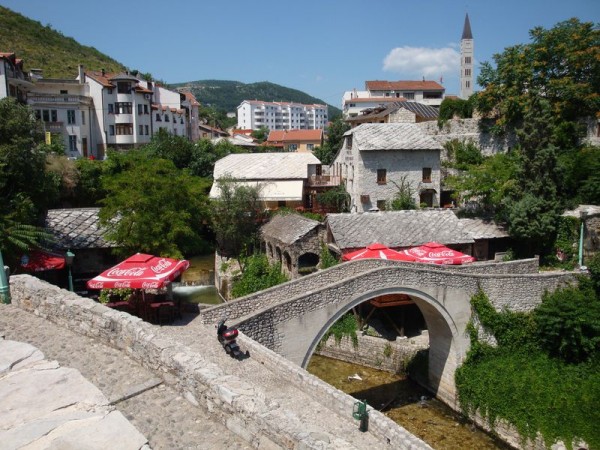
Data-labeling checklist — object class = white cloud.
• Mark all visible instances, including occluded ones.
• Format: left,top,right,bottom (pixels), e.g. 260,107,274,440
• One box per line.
382,46,460,78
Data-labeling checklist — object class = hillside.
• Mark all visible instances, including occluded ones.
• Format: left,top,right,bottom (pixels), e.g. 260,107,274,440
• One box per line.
172,79,342,119
0,5,126,78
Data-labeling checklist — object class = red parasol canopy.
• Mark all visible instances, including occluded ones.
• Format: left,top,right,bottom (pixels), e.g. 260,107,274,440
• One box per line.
20,251,66,272
401,242,475,265
87,253,189,290
342,243,416,262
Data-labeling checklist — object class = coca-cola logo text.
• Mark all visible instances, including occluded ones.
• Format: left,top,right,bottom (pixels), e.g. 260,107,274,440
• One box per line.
428,251,455,258
88,281,104,289
107,267,146,277
151,258,172,274
142,281,159,289
114,281,131,288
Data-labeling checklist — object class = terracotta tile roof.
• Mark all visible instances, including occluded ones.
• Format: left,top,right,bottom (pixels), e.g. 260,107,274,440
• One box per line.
85,71,115,88
344,97,407,104
266,129,323,143
134,85,153,94
232,129,254,136
366,80,445,91
182,91,200,106
151,104,159,110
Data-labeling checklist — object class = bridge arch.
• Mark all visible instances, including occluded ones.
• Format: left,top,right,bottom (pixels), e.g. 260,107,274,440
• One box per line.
301,285,464,406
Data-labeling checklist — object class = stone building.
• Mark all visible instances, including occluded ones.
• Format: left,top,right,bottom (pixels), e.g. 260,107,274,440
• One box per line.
261,214,325,279
331,123,442,212
346,101,439,128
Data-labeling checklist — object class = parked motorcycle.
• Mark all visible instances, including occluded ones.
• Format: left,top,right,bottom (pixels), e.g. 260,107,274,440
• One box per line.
217,319,243,358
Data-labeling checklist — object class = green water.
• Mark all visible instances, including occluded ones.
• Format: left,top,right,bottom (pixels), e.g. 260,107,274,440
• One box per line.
175,254,223,305
308,355,510,450
172,285,223,305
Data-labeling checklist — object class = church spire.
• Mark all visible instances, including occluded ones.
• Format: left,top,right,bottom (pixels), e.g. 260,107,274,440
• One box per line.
462,13,473,40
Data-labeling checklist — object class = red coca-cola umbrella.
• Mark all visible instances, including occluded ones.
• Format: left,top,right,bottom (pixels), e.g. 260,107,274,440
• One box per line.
342,243,416,262
20,251,66,272
87,253,189,290
401,242,475,265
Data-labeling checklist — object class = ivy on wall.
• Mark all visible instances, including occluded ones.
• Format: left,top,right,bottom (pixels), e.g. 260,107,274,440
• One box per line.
456,268,600,449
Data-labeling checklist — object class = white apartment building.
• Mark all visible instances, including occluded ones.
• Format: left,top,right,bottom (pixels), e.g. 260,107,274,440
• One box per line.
342,80,445,118
237,100,328,131
21,60,200,159
0,52,33,102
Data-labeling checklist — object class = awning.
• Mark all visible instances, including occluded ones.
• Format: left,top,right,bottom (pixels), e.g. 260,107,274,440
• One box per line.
20,251,66,272
342,243,416,262
210,180,304,201
401,242,475,265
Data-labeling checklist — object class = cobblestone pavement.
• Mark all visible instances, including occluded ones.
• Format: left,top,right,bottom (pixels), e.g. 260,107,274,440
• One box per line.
0,304,251,450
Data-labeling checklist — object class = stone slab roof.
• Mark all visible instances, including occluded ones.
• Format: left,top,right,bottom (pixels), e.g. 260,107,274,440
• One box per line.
261,214,321,245
213,152,321,180
344,123,442,151
45,208,113,250
326,210,474,250
458,218,509,240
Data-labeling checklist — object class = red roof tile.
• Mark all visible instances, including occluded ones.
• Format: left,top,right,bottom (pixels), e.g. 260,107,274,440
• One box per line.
365,80,444,91
344,97,407,104
267,129,323,143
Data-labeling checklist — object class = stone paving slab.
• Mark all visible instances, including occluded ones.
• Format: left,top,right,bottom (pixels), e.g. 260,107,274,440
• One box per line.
0,338,148,450
0,305,250,450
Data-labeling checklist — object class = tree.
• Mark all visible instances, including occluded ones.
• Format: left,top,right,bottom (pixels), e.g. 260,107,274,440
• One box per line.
210,177,266,258
99,154,210,259
314,117,350,165
476,18,600,139
188,138,240,178
386,175,418,210
316,184,350,213
142,128,195,169
251,126,270,143
230,254,288,298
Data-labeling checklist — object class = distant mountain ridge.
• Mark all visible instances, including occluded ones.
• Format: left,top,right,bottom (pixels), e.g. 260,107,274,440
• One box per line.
172,79,342,119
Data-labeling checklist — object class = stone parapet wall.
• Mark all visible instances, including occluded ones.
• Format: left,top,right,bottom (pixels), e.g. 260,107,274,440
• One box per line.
9,275,432,450
202,258,541,324
416,119,517,156
317,334,429,374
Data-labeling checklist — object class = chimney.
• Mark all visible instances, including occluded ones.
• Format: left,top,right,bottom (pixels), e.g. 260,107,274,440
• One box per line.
101,68,105,76
78,64,85,84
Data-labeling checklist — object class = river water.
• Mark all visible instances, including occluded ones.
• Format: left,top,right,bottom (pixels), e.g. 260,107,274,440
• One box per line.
174,254,223,305
308,355,510,450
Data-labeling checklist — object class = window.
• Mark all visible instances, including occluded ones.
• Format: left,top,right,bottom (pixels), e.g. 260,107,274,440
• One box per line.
109,125,115,136
107,88,113,94
346,135,352,149
377,169,387,185
139,124,144,135
35,110,41,120
145,125,149,135
68,135,77,152
165,115,169,122
138,104,143,115
108,103,114,114
116,124,133,135
51,110,57,122
156,113,162,122
464,68,471,76
67,110,76,124
288,144,298,151
180,117,184,124
143,104,149,114
377,200,387,211
60,90,68,95
466,81,471,88
117,82,131,94
81,110,85,125
422,167,432,183
115,102,132,114
464,56,472,64
404,92,415,100
42,110,49,122
307,144,314,151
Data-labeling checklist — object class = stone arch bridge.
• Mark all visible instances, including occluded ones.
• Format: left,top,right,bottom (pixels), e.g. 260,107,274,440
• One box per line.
201,258,575,406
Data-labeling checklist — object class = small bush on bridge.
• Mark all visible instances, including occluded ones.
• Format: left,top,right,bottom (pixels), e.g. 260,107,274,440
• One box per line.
456,263,600,449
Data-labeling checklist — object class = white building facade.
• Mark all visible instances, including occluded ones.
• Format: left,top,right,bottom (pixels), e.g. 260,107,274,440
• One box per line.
331,123,442,212
22,63,200,159
237,100,328,131
0,52,33,102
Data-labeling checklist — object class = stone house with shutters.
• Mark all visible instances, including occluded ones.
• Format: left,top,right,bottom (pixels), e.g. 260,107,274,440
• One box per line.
331,123,442,212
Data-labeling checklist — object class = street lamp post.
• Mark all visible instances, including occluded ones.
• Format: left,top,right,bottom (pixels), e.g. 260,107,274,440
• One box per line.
578,211,588,269
65,250,75,292
0,250,10,304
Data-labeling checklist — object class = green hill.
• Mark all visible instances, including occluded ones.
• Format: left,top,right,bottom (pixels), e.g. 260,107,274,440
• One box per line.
172,79,342,119
0,5,126,78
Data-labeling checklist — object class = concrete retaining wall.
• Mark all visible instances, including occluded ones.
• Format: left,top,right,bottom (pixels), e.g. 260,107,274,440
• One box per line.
9,275,431,450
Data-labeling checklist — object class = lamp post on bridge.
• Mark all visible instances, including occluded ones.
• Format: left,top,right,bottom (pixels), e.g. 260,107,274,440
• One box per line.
0,250,10,304
65,250,75,292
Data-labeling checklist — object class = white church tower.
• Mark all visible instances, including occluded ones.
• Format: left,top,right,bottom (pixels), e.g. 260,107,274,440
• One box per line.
460,13,474,99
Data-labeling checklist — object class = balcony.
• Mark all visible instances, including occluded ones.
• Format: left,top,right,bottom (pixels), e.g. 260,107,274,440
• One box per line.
28,94,91,105
308,174,342,187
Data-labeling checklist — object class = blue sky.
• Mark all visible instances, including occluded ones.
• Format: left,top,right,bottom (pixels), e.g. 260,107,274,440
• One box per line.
2,0,598,108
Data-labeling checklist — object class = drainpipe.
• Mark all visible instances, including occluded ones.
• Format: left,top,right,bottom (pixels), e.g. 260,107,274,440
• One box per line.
0,250,11,304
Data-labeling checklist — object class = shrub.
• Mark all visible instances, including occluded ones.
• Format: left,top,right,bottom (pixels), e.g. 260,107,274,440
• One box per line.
230,254,288,298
